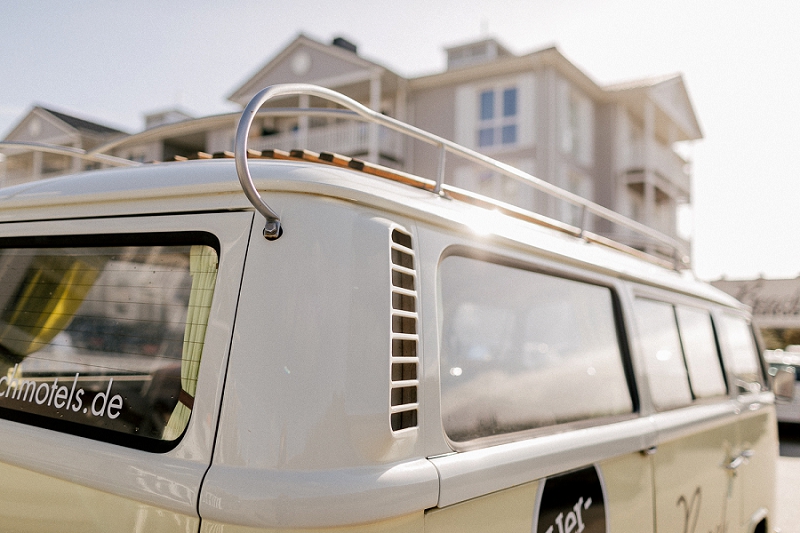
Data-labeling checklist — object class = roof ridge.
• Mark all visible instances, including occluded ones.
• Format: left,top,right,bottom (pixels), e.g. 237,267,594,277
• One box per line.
37,106,127,136
603,72,683,91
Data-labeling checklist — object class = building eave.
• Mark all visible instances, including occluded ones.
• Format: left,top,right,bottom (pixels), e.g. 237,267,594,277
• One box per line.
409,46,606,100
92,112,242,155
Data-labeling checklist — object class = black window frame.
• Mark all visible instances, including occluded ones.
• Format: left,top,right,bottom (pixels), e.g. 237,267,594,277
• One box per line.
673,304,729,400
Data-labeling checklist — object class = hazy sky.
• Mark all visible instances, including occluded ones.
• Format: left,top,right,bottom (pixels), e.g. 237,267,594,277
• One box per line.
2,0,799,281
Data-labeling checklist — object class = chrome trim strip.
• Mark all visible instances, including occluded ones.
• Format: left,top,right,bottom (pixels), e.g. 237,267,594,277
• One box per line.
431,400,743,509
651,401,740,445
430,416,653,508
199,458,439,528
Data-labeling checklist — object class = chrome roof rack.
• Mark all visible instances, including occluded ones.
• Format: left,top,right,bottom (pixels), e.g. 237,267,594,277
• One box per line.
234,84,689,268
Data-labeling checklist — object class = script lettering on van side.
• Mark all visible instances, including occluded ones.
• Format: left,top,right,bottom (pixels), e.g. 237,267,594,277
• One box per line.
676,487,726,533
0,364,124,420
535,466,606,533
543,496,592,533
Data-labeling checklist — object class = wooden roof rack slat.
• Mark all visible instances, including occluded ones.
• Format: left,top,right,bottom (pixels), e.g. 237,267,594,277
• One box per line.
261,148,292,160
194,152,213,160
289,149,322,162
318,152,353,167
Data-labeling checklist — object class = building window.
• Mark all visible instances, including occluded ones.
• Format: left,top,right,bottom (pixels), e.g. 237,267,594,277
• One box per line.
480,91,494,121
559,169,593,227
455,74,534,151
477,87,518,148
558,81,594,167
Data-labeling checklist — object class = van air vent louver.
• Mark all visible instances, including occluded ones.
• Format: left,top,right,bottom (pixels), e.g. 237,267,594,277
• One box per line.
390,227,419,432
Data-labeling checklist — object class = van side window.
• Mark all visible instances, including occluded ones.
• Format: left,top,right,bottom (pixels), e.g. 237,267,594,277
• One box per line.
439,256,633,444
634,299,693,410
0,237,218,451
675,306,727,398
718,314,763,394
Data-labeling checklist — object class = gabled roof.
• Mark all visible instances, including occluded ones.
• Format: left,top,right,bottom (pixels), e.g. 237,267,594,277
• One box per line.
228,33,400,107
39,107,126,136
3,105,126,143
605,74,702,141
409,39,702,143
604,72,679,92
409,44,606,101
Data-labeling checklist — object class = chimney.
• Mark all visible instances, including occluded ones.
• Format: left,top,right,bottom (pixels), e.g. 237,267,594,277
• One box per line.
332,36,357,54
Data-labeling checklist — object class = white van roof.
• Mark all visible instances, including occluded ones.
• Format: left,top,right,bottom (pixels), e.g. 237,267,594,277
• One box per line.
0,155,741,309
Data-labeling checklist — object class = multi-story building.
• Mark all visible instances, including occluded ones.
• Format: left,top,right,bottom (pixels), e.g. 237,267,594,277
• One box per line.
1,33,701,258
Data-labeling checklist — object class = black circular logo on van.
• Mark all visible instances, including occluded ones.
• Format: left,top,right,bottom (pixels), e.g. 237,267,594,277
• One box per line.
533,465,606,533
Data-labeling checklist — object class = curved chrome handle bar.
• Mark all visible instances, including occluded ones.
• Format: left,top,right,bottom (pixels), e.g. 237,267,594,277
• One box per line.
234,83,451,239
235,88,288,239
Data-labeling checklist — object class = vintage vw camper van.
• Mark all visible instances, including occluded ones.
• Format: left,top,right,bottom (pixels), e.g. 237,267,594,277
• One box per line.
0,84,782,533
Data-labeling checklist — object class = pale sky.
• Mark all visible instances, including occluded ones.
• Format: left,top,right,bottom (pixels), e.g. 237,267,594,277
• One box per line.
2,0,799,281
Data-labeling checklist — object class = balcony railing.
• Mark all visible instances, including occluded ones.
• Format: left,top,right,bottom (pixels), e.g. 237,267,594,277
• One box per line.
628,139,690,196
248,122,404,162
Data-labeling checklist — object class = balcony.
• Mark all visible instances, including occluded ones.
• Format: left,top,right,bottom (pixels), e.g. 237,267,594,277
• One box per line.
248,122,404,164
0,151,79,187
625,139,691,200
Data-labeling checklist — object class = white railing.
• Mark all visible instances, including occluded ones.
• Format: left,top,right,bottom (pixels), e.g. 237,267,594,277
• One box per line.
628,139,690,194
248,122,403,161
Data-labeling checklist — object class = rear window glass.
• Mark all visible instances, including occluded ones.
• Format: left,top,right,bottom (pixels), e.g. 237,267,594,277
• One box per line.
439,256,633,444
0,235,218,451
